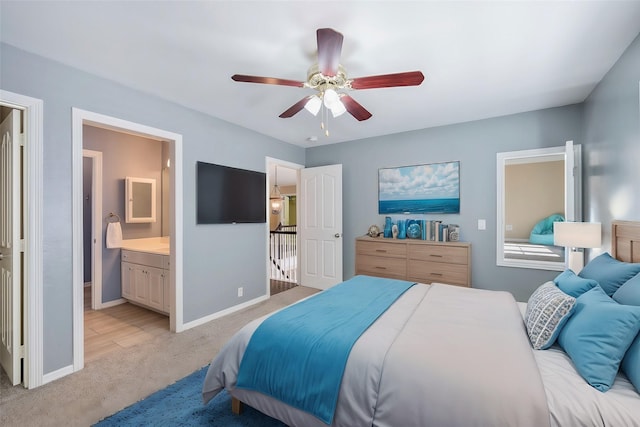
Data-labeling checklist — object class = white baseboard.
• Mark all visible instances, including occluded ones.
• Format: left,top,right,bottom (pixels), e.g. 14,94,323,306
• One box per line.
100,298,126,309
182,295,269,331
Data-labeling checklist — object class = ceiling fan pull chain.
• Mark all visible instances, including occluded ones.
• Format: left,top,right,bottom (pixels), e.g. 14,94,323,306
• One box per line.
324,99,330,137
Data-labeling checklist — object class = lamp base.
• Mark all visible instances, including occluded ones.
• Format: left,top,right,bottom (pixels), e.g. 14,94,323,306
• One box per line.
568,250,584,273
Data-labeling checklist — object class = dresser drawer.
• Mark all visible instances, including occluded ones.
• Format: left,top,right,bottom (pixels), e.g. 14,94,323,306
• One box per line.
357,240,406,258
356,254,406,280
121,249,165,269
408,244,469,265
407,261,469,286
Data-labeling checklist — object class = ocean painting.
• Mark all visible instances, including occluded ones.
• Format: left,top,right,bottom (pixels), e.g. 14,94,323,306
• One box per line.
378,161,460,214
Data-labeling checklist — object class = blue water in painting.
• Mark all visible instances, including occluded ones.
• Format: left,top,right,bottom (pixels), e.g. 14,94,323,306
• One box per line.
379,198,460,214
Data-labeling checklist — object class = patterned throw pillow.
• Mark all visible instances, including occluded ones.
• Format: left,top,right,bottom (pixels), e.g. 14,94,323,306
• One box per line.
525,281,577,350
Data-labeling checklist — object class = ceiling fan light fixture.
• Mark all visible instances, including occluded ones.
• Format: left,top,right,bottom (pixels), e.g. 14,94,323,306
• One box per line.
231,28,424,131
330,99,346,117
304,95,322,116
323,88,339,108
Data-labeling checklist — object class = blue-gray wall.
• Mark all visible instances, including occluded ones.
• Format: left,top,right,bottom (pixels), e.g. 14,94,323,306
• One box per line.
0,43,305,374
582,33,640,248
307,105,582,302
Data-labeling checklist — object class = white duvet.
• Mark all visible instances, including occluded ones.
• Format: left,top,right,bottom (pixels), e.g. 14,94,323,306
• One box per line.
204,283,553,426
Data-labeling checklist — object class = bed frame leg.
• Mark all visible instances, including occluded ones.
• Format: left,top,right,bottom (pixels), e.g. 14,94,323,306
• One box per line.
231,397,244,415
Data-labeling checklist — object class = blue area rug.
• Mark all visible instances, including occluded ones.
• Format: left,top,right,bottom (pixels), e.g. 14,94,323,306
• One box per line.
94,366,286,426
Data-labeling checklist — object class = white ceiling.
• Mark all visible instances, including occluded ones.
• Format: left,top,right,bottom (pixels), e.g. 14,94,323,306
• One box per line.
2,1,640,150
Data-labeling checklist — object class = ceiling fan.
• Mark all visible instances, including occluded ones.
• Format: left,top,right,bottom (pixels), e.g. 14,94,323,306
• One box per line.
231,28,425,130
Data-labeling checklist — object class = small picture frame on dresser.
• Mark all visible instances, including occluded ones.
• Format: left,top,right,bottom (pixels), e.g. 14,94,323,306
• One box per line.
449,224,460,241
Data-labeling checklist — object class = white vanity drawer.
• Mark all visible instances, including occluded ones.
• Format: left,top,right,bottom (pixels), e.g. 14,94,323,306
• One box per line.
121,249,164,269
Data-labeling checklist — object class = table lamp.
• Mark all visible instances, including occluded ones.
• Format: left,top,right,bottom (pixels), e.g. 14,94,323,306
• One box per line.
554,222,602,273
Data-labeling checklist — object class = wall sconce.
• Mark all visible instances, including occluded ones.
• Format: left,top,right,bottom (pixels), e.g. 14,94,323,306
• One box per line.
554,222,602,273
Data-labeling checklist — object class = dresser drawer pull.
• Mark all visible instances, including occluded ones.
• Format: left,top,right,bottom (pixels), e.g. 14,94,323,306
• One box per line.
430,273,443,276
375,249,388,253
429,254,443,258
375,266,387,270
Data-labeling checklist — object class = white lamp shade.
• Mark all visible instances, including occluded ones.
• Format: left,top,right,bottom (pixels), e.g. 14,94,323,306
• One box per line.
330,100,346,117
554,222,602,248
304,96,322,116
323,88,339,108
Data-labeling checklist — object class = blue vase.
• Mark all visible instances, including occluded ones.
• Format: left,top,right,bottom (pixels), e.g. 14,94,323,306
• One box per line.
384,216,393,238
397,219,407,239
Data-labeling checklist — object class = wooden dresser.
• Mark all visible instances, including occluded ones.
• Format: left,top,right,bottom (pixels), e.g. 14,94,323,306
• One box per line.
355,236,471,287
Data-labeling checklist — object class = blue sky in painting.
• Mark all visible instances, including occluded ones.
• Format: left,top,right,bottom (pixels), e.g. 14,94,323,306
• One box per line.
379,161,460,201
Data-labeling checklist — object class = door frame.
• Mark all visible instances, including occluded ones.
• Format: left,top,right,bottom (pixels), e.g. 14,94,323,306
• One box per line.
71,108,184,373
265,157,303,295
82,149,103,310
0,90,44,388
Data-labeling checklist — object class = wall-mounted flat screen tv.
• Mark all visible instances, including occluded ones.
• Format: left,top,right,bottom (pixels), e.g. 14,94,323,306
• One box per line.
378,161,460,214
197,161,266,224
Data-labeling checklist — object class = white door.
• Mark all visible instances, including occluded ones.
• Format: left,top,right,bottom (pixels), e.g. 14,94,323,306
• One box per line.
300,164,343,290
0,110,22,385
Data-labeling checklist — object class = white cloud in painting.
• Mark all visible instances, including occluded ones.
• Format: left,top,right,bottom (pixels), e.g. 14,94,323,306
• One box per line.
379,162,459,200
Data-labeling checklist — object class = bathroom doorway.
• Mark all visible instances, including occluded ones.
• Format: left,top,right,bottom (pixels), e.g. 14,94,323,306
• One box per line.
72,108,184,373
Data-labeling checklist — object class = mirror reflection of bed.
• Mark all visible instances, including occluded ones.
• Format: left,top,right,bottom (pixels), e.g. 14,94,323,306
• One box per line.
504,213,565,263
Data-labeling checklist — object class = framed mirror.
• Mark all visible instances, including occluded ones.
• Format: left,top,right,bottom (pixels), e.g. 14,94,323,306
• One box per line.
126,176,157,223
496,141,581,270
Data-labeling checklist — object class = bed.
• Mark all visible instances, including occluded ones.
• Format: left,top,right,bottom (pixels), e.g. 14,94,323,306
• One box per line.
202,220,640,426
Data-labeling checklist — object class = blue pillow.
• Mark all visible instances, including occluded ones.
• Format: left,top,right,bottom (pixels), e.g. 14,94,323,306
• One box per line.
554,269,598,298
579,252,640,296
614,273,640,393
557,286,640,392
525,281,576,350
613,273,640,306
621,334,640,393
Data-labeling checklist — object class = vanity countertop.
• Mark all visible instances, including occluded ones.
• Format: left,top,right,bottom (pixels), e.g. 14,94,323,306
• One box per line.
120,237,170,256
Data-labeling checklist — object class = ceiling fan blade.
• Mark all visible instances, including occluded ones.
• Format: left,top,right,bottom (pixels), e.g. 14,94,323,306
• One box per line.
317,28,344,77
340,95,372,121
279,96,314,118
350,71,425,90
231,74,305,88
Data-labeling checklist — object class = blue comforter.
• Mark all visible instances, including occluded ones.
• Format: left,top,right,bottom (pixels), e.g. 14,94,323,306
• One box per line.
235,275,415,424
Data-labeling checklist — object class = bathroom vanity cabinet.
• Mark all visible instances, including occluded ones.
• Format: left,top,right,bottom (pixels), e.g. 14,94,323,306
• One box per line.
121,249,170,315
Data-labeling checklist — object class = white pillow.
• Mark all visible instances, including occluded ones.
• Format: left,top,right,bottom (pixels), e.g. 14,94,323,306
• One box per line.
525,281,576,350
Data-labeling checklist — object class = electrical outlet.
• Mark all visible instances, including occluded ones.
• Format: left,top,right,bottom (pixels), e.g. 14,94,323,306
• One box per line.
506,224,513,231
237,287,243,297
478,219,486,230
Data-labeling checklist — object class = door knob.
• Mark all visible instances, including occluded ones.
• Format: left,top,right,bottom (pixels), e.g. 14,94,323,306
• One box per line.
334,233,341,238
0,253,3,260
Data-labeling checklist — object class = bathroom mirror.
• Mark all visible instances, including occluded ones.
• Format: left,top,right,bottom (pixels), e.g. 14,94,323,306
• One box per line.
496,142,581,271
126,176,157,223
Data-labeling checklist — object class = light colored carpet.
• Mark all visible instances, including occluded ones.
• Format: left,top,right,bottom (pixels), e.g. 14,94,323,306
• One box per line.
0,286,318,427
